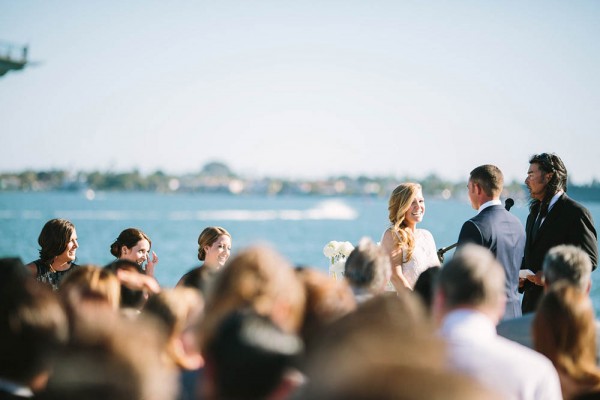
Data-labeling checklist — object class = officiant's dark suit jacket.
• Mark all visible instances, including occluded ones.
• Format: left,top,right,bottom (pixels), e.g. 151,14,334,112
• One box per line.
457,204,526,319
521,193,598,313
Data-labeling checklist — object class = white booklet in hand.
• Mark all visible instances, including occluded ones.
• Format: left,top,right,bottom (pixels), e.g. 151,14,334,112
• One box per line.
519,269,535,279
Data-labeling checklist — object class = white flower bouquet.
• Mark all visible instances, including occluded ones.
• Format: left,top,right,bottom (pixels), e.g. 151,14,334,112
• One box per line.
323,240,354,280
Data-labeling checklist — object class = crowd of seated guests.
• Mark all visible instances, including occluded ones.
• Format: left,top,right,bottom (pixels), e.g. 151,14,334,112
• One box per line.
2,219,598,399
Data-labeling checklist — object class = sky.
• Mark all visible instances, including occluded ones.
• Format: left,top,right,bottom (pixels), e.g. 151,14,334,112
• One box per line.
1,1,599,184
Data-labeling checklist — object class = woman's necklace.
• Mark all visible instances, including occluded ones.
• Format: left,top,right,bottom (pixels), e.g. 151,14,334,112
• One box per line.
48,260,57,273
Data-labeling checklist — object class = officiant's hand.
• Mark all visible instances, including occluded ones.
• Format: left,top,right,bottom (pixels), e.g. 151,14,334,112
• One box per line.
526,271,544,286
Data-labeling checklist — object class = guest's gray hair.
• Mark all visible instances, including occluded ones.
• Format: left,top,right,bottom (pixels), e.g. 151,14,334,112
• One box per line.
436,244,505,309
543,245,592,291
344,237,391,292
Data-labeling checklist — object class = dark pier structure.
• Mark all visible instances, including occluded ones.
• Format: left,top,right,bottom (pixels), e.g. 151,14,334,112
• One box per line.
0,41,29,77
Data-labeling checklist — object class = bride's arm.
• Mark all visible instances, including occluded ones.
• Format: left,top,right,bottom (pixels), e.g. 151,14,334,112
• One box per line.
381,230,411,291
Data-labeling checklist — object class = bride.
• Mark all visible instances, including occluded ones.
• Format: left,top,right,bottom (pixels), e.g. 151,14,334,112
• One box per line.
380,183,440,291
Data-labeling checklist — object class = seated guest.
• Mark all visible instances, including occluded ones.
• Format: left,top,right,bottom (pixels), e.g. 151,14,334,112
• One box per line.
533,284,600,399
26,218,79,290
104,259,160,315
38,307,178,400
199,245,305,353
300,293,498,399
59,264,121,312
433,244,562,399
294,267,356,357
343,237,391,303
497,244,599,362
142,287,205,400
413,265,441,312
0,259,68,398
202,310,303,400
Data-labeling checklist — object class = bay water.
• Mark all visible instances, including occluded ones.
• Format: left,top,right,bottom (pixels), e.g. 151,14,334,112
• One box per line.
2,191,600,314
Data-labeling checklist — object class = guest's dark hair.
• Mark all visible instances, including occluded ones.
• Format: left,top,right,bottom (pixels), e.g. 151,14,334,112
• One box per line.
469,165,503,197
110,228,151,258
529,153,568,215
197,226,231,261
38,219,76,263
413,266,441,310
103,259,146,309
205,309,302,400
0,278,68,382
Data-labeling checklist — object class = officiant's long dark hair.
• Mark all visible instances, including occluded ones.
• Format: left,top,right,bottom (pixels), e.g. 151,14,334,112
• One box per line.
529,153,568,216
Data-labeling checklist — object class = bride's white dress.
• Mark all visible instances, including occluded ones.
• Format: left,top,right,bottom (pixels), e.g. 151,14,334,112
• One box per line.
385,228,440,290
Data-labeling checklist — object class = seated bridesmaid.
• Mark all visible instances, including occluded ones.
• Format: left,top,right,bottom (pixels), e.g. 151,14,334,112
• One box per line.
26,218,80,290
177,226,232,292
110,228,158,277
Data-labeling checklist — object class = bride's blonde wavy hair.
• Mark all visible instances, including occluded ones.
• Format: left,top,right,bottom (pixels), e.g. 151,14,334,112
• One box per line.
387,183,421,262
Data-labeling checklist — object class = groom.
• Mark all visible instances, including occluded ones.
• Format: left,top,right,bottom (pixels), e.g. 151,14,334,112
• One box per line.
456,164,526,320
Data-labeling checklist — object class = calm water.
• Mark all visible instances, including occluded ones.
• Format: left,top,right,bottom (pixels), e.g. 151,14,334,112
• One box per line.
2,191,600,311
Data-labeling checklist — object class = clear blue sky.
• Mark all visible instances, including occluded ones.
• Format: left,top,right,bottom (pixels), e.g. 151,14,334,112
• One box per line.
1,1,599,183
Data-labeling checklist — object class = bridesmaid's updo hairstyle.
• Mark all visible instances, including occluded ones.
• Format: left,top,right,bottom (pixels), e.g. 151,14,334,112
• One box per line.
198,227,231,262
110,228,151,258
38,219,76,263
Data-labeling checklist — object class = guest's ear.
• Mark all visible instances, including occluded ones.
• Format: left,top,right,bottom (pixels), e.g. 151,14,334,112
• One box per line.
586,280,592,295
431,289,445,326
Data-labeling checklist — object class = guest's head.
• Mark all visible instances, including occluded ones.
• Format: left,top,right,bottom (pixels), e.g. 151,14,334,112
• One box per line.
104,259,152,311
197,226,232,268
110,228,152,266
467,164,503,209
295,267,356,352
37,218,78,264
202,310,303,400
533,283,600,398
433,244,506,325
526,152,568,205
413,266,441,311
142,287,204,370
200,245,305,352
39,308,178,400
543,244,593,293
0,257,28,288
59,264,121,312
301,293,497,399
0,277,68,391
344,237,391,296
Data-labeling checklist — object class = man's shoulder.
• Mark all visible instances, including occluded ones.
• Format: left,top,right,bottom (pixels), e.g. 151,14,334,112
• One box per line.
559,193,592,213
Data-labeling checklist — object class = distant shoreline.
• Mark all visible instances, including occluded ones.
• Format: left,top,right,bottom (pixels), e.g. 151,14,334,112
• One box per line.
1,163,599,201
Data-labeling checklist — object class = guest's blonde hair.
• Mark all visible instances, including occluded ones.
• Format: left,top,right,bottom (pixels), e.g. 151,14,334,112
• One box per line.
143,287,204,369
388,183,421,261
533,283,600,392
200,245,305,351
59,265,121,311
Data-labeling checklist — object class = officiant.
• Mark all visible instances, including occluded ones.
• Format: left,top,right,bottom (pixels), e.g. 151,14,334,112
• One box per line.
520,153,598,313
